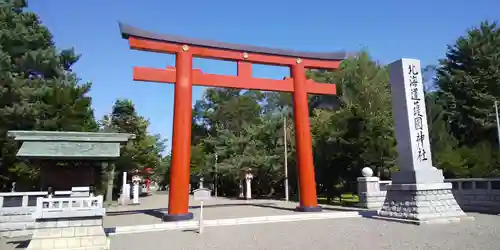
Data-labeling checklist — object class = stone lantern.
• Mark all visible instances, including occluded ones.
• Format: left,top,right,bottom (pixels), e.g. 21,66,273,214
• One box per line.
131,171,141,205
239,168,254,200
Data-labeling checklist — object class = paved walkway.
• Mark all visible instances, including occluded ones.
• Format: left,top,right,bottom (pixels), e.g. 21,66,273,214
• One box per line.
104,193,367,228
3,193,500,249
109,213,500,250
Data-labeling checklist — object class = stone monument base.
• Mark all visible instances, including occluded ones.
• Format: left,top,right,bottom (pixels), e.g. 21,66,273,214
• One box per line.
377,182,474,225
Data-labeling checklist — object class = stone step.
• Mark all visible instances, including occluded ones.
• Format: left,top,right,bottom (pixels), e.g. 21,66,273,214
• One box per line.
0,221,34,230
27,235,108,249
0,228,34,238
0,214,33,223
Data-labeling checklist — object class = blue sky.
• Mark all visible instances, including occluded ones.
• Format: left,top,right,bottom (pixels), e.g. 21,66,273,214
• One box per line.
28,0,499,152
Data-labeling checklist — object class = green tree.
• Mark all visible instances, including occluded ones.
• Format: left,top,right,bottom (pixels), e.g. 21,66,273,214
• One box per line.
101,99,166,200
436,21,500,147
431,20,500,177
0,1,98,189
310,52,396,200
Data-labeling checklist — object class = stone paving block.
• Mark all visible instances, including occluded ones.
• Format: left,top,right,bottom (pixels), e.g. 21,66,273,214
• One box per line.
8,215,32,222
66,237,81,248
82,219,101,226
0,215,10,222
26,239,41,249
80,236,94,247
87,226,104,236
1,221,31,230
8,228,33,238
40,238,55,249
36,221,56,229
75,227,87,237
53,238,68,249
56,219,70,227
34,228,50,238
69,220,83,227
49,228,62,237
61,227,75,237
92,235,107,246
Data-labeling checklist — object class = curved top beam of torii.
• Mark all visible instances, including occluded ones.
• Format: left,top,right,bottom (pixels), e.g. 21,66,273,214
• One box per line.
119,22,341,94
119,22,347,62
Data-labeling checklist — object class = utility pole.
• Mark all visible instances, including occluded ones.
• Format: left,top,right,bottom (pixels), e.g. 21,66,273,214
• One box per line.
495,101,500,146
284,115,289,202
214,154,218,197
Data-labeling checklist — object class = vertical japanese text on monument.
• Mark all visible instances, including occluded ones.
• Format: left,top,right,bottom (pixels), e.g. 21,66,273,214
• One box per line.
408,64,428,162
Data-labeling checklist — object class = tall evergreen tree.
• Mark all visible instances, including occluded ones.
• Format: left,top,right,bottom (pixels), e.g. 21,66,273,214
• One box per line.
436,21,500,146
101,99,166,199
0,0,97,188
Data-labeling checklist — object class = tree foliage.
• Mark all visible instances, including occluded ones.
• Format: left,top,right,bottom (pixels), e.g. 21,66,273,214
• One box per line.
0,3,167,195
100,99,167,196
0,1,98,190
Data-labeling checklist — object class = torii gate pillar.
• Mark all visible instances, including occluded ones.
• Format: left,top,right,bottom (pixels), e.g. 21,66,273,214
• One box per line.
166,50,194,220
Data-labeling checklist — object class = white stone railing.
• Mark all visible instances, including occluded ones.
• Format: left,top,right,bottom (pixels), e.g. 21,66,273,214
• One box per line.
358,171,500,213
0,191,71,214
33,195,105,219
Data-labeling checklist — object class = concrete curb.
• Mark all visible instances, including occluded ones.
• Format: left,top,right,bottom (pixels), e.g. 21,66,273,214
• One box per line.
106,211,364,235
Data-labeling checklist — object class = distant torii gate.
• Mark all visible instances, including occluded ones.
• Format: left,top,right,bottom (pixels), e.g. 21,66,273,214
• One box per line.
119,23,346,221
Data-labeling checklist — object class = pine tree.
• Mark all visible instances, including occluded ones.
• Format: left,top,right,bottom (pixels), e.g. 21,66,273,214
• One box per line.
101,99,165,199
436,21,500,146
0,0,98,187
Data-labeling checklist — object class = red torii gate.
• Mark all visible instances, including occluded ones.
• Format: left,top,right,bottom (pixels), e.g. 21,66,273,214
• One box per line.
119,23,345,221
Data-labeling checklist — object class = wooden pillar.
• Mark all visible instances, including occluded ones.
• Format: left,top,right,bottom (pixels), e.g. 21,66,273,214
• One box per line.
291,62,321,212
164,48,194,221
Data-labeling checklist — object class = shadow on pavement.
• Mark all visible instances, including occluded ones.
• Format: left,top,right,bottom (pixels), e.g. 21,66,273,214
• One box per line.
105,201,374,221
2,238,30,249
105,202,277,219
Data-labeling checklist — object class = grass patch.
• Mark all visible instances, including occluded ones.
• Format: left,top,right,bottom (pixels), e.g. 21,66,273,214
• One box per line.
318,193,359,206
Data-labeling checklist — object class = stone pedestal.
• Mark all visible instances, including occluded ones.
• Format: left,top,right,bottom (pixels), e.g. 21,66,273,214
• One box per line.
377,182,469,224
27,217,108,250
357,175,386,209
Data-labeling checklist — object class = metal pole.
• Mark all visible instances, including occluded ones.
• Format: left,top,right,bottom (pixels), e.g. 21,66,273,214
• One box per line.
199,200,204,234
495,101,500,146
214,154,218,197
284,115,289,202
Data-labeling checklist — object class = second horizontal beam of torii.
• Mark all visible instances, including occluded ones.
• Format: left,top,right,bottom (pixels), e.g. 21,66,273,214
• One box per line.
133,65,337,95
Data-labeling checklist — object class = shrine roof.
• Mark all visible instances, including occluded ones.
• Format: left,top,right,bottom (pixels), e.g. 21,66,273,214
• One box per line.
8,131,135,160
119,22,348,61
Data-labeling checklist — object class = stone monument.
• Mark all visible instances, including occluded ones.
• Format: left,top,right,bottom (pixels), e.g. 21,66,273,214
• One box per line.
377,58,470,224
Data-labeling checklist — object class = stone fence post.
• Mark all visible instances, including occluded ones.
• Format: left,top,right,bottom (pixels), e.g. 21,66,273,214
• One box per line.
357,167,386,209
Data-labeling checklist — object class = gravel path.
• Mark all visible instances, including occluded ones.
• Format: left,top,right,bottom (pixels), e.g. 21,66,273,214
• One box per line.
109,213,500,250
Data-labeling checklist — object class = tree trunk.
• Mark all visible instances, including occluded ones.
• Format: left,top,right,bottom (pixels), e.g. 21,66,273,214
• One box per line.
105,162,115,202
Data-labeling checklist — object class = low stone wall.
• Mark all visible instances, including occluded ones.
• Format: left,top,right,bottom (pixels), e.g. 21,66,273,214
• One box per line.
0,191,71,237
358,176,500,214
447,178,500,214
